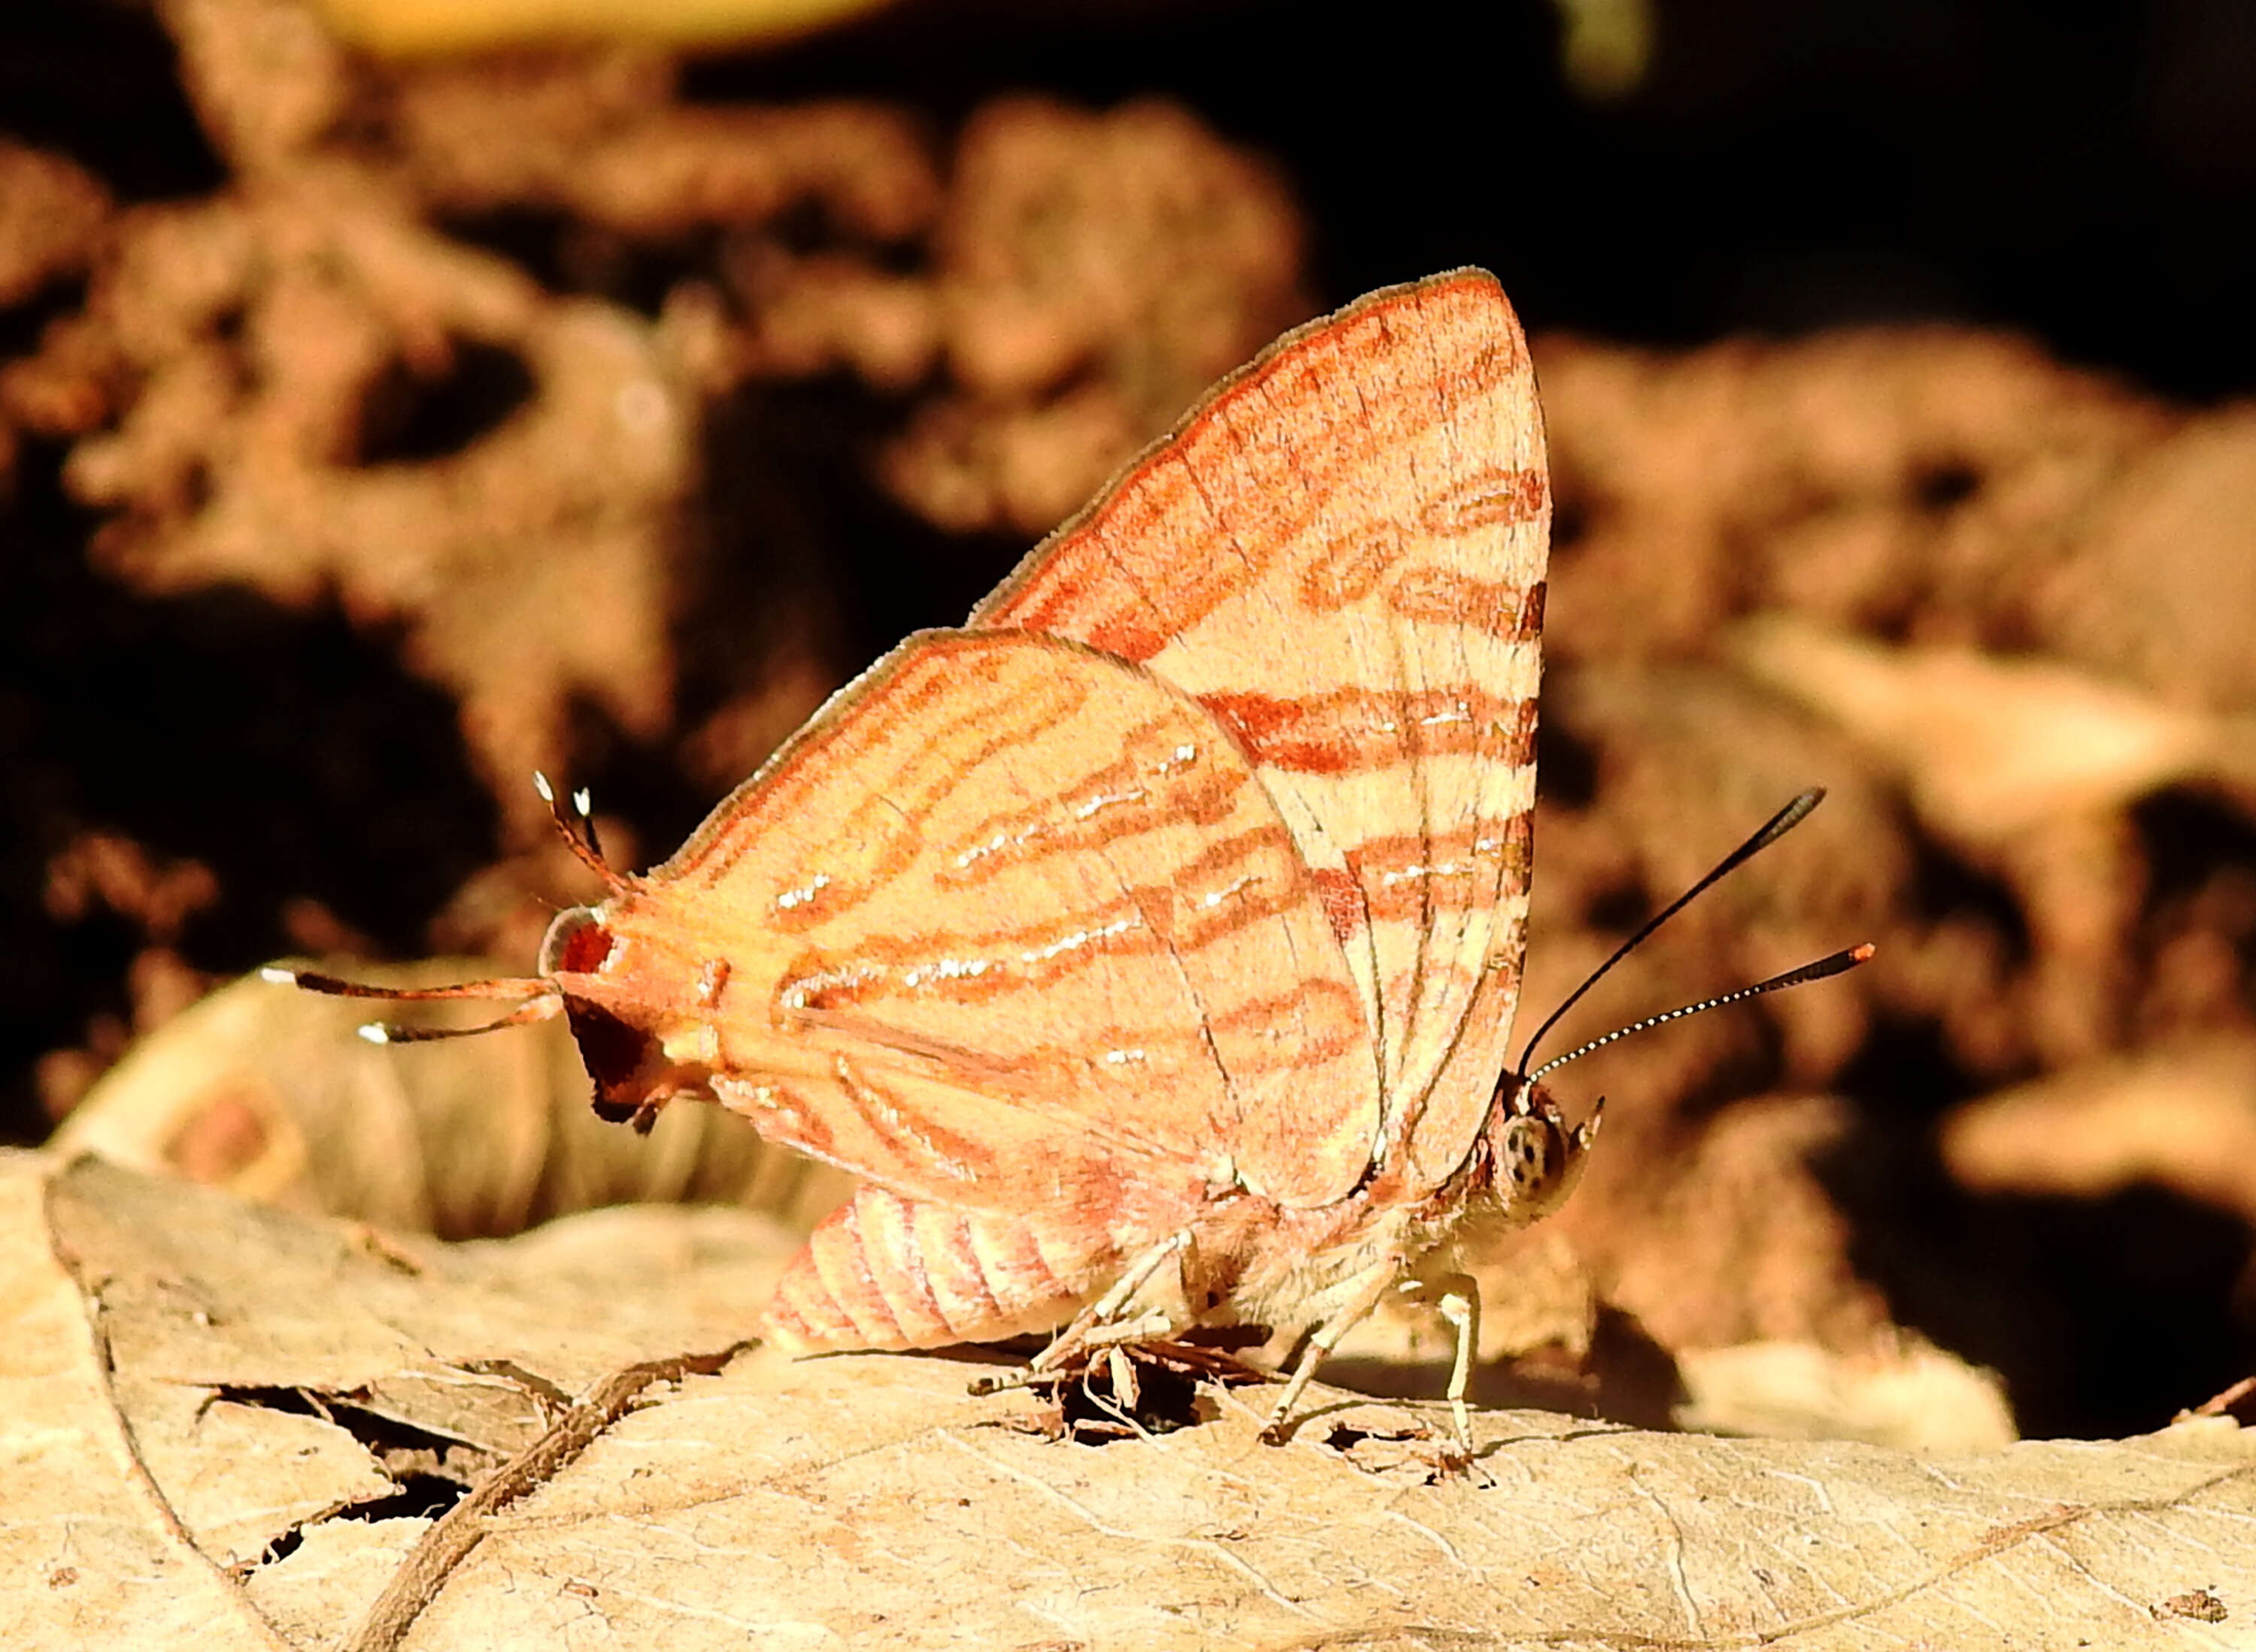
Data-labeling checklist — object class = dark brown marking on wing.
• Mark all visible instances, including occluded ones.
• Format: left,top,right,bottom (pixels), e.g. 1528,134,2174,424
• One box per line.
563,999,656,1112
1387,572,1547,639
1417,466,1548,532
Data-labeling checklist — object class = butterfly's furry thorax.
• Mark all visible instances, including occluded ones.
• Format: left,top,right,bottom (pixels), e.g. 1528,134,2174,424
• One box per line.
1173,1070,1600,1339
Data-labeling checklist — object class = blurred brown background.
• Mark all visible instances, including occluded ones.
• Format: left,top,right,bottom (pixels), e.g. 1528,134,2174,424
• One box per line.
7,0,2255,1446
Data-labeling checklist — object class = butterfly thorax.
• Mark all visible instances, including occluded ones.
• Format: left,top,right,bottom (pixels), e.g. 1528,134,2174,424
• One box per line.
1170,1072,1596,1341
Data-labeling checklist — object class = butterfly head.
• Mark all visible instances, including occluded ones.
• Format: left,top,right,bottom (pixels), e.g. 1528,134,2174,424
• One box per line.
536,901,723,1133
1476,1075,1603,1226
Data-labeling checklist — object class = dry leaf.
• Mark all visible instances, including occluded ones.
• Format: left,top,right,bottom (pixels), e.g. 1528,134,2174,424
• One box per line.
9,1152,2254,1649
1675,1337,2018,1452
1728,613,2245,845
1940,1035,2256,1226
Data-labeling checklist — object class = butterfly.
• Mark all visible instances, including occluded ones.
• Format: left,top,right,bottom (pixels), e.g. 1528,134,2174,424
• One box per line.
283,271,1598,1445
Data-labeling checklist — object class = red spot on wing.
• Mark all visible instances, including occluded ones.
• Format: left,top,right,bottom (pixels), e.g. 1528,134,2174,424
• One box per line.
1309,865,1366,945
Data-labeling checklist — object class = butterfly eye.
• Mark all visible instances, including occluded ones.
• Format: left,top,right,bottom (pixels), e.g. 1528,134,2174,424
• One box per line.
1487,1098,1602,1224
1499,1119,1554,1193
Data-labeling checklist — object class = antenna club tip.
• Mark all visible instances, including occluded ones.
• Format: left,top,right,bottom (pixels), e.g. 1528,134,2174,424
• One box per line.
258,965,299,985
532,770,556,802
1851,942,1877,962
356,1023,393,1045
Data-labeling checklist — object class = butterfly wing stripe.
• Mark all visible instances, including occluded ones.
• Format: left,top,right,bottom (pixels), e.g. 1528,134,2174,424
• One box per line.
626,631,1381,1209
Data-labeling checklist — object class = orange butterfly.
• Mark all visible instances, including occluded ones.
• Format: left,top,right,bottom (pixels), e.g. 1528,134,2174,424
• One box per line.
278,271,1799,1445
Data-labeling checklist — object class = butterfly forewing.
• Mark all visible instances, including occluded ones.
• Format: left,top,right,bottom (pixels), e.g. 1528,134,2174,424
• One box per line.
972,271,1549,1191
593,632,1383,1212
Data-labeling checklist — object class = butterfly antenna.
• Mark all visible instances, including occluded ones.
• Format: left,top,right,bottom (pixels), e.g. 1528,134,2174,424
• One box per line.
262,771,617,1043
534,771,626,890
259,965,562,1044
1515,787,1833,1075
1527,944,1872,1083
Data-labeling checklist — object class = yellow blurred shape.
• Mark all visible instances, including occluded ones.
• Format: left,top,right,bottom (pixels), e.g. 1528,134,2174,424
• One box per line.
1551,0,1653,99
309,0,896,55
1730,613,2256,847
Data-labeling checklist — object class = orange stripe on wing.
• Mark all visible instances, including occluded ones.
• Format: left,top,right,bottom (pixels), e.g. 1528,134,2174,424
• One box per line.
1199,688,1538,775
777,821,1324,1015
984,277,1530,662
930,716,1247,890
1342,811,1536,924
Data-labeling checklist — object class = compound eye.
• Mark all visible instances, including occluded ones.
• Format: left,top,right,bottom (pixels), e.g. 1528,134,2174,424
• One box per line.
1499,1117,1557,1196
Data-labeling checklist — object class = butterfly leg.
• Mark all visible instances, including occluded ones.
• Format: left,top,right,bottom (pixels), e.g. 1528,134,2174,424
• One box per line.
1256,1259,1403,1444
972,1231,1192,1396
1395,1271,1481,1458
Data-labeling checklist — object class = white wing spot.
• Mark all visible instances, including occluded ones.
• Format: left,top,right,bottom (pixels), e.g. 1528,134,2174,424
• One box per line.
775,872,832,913
902,955,997,990
1195,874,1258,911
1071,784,1146,821
779,959,885,1009
1022,915,1139,965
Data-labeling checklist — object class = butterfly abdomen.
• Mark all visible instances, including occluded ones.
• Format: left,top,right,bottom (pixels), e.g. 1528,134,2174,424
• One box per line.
763,1184,1110,1352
